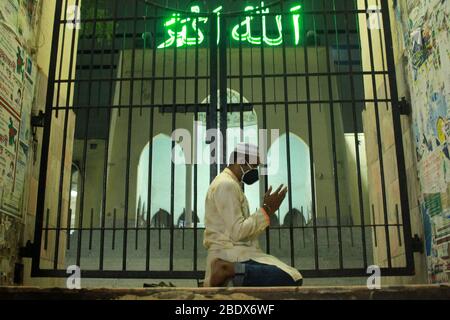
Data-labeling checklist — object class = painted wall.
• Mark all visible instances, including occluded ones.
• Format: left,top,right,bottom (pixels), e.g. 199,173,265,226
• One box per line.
392,0,450,283
0,0,42,285
0,0,80,286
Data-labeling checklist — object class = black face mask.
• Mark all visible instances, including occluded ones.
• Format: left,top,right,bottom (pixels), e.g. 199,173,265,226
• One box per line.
240,161,259,185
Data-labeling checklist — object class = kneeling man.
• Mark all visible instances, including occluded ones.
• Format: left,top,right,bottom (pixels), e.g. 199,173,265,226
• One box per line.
203,142,303,287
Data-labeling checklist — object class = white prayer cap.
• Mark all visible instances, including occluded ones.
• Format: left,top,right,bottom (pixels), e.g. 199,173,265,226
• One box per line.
235,142,259,156
229,142,259,164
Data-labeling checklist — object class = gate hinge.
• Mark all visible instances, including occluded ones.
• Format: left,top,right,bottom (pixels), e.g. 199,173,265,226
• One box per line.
31,111,45,128
19,240,35,258
411,234,423,253
398,97,411,116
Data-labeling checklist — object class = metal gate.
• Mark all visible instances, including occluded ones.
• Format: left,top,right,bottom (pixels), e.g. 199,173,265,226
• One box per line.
31,0,415,280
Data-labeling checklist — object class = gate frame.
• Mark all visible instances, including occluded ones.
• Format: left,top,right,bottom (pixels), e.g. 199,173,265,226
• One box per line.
30,0,416,279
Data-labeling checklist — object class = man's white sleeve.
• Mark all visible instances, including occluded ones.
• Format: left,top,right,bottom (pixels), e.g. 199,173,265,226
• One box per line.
214,181,270,242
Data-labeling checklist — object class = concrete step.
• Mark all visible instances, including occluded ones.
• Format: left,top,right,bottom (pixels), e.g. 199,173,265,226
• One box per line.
0,285,449,300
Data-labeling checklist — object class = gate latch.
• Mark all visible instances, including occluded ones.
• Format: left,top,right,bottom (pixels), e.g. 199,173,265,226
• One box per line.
19,240,35,258
411,234,423,253
31,111,45,128
398,97,411,116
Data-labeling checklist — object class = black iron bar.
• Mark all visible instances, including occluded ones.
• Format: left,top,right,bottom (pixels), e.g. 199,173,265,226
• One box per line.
135,205,139,250
260,11,270,254
44,209,49,251
321,1,344,269
364,0,392,268
89,208,94,250
325,206,330,249
75,0,98,267
375,0,390,112
182,218,185,250
99,0,118,271
372,204,378,247
331,0,343,103
396,204,402,246
280,5,295,268
91,8,106,265
121,0,139,271
54,0,70,118
181,22,187,255
161,9,167,114
44,223,404,232
238,16,244,144
193,15,200,272
55,70,389,84
112,209,116,250
350,0,369,269
219,18,228,174
117,24,127,117
146,11,158,272
61,10,374,23
278,209,281,249
66,208,72,250
52,98,395,111
53,0,81,270
169,15,178,272
158,212,162,250
209,16,218,182
303,8,319,270
349,206,355,247
301,206,305,248
271,38,276,114
379,0,414,270
33,266,414,279
312,11,323,113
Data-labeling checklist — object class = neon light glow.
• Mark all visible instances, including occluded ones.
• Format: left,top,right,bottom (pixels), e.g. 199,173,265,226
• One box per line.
231,2,283,46
157,6,208,48
213,6,223,45
156,2,302,49
290,5,302,45
261,2,283,46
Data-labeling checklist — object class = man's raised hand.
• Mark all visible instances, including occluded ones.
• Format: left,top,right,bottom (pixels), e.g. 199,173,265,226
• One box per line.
263,184,288,215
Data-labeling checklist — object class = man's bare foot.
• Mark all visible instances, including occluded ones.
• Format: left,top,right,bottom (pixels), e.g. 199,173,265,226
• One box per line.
209,258,235,287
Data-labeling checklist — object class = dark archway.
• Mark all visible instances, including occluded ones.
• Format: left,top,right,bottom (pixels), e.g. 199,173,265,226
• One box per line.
282,208,306,227
177,210,200,227
269,214,280,227
151,209,172,227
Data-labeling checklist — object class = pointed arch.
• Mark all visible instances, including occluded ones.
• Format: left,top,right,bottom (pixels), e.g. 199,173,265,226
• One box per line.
136,133,187,224
267,132,313,225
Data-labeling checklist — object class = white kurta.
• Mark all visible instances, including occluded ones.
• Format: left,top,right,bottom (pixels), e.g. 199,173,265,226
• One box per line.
203,168,302,286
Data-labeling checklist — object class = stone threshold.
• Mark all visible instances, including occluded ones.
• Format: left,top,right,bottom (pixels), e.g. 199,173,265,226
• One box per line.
0,284,449,300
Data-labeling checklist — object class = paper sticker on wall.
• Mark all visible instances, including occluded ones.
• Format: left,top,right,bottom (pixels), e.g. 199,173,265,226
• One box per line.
0,24,24,118
0,22,35,217
0,0,20,30
404,0,450,283
0,0,39,43
0,106,19,157
19,53,35,144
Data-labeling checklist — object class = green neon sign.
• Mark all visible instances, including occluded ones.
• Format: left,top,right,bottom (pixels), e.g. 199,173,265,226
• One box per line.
156,2,302,49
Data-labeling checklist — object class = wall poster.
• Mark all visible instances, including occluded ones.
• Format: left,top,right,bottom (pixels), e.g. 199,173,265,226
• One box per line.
401,0,450,283
0,22,36,218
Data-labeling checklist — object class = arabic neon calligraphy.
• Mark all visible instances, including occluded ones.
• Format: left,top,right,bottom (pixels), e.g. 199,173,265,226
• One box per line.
290,5,302,45
157,6,209,48
231,2,283,46
156,2,302,49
